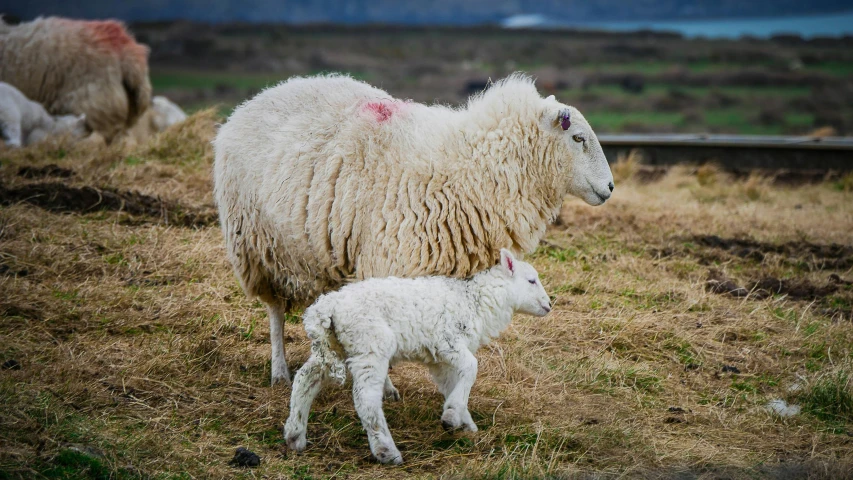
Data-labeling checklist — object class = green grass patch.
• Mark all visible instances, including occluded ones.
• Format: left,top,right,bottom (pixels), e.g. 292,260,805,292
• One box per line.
151,70,286,91
798,370,853,425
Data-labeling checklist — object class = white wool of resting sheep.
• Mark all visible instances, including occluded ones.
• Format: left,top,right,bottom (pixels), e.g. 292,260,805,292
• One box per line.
0,82,87,147
213,73,613,385
0,17,151,142
284,249,551,465
123,96,188,144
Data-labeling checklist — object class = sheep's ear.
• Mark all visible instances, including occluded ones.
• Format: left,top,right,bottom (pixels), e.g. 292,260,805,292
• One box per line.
557,108,571,130
545,95,555,101
500,248,515,276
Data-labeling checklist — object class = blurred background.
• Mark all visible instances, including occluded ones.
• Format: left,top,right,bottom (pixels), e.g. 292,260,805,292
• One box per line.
5,0,853,135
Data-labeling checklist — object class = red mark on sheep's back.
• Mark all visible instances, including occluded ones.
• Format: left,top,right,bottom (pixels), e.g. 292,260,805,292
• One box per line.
363,100,411,123
365,102,395,122
88,21,135,52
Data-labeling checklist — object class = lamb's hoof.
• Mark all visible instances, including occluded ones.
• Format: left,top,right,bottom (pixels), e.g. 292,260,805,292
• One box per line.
441,409,462,431
383,386,401,402
373,445,403,465
284,431,306,452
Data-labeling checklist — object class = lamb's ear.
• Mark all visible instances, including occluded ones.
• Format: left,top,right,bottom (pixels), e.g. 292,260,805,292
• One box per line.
500,248,515,276
545,95,555,101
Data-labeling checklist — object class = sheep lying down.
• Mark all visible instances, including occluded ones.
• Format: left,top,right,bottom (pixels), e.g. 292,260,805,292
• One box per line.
0,82,87,147
284,249,551,465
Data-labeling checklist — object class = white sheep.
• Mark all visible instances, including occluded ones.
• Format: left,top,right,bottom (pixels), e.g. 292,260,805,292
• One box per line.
0,17,151,143
123,95,189,144
283,248,550,464
213,73,613,385
0,82,87,147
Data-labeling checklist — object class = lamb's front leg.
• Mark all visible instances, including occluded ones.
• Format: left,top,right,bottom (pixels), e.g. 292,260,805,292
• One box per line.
433,349,478,432
349,354,402,465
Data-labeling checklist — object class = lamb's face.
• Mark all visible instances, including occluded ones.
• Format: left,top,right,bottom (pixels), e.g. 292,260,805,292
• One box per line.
498,249,552,317
52,114,89,140
542,98,614,206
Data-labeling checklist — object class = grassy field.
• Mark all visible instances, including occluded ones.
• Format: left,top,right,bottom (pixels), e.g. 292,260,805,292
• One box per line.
1,115,852,479
135,24,853,136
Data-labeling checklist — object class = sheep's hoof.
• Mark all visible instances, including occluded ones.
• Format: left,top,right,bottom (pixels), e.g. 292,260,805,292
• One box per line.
271,373,292,387
383,386,401,402
373,445,403,465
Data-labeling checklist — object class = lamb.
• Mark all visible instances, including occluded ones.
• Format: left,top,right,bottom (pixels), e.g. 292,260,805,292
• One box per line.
0,82,87,147
213,73,613,385
123,96,189,144
0,17,151,142
284,249,551,464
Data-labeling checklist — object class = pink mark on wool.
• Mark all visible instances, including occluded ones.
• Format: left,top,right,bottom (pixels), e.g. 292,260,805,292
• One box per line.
363,101,405,122
86,20,135,52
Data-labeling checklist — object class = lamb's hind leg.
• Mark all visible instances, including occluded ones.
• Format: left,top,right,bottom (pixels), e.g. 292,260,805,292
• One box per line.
349,354,402,465
283,355,328,451
267,302,291,386
383,375,401,402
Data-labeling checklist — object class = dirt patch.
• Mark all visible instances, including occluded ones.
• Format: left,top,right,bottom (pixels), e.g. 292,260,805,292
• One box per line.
0,181,217,228
691,235,853,270
17,164,75,179
706,268,839,300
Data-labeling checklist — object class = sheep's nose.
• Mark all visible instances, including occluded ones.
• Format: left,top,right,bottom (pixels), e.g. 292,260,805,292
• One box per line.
608,182,614,192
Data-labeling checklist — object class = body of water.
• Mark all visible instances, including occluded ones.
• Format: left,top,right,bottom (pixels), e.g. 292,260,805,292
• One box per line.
503,11,853,38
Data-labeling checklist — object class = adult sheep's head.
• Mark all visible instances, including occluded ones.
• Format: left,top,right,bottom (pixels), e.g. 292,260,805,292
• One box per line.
541,96,614,206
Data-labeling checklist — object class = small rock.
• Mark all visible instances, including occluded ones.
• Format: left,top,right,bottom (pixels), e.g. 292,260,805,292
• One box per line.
722,365,741,374
668,407,687,414
230,447,260,468
767,399,800,417
2,359,21,370
664,416,685,424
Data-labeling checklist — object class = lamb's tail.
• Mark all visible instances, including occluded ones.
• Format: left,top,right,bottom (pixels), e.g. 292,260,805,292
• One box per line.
303,305,347,386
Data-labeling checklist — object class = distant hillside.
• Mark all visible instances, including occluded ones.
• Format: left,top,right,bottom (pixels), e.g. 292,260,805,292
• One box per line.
4,0,853,25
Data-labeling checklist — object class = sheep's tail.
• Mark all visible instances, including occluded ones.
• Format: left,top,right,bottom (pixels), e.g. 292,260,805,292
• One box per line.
303,305,347,386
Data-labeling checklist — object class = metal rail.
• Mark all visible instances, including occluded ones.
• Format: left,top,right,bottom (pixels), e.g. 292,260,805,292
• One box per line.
598,134,853,172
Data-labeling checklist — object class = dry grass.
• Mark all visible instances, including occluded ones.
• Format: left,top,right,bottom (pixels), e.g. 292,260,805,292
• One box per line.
1,115,852,479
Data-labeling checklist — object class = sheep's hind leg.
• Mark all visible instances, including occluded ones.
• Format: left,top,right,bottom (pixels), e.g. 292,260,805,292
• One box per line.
283,355,328,452
433,349,478,432
349,354,402,465
268,303,291,386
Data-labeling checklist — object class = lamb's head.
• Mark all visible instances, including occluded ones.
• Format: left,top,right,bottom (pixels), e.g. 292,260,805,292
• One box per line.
497,249,551,317
51,114,89,140
541,96,614,206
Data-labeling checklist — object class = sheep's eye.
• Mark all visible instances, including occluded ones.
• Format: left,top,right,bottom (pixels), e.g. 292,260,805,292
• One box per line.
528,279,536,285
572,134,585,143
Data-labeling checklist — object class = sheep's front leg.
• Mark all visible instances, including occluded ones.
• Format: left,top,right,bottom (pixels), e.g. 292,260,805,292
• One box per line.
283,356,328,451
267,303,291,386
433,349,478,432
349,355,402,465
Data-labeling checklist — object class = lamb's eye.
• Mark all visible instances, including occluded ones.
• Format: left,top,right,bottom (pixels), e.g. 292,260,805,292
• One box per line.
528,279,536,285
572,134,585,143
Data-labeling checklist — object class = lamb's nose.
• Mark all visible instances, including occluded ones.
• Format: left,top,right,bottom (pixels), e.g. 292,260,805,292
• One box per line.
608,182,614,192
